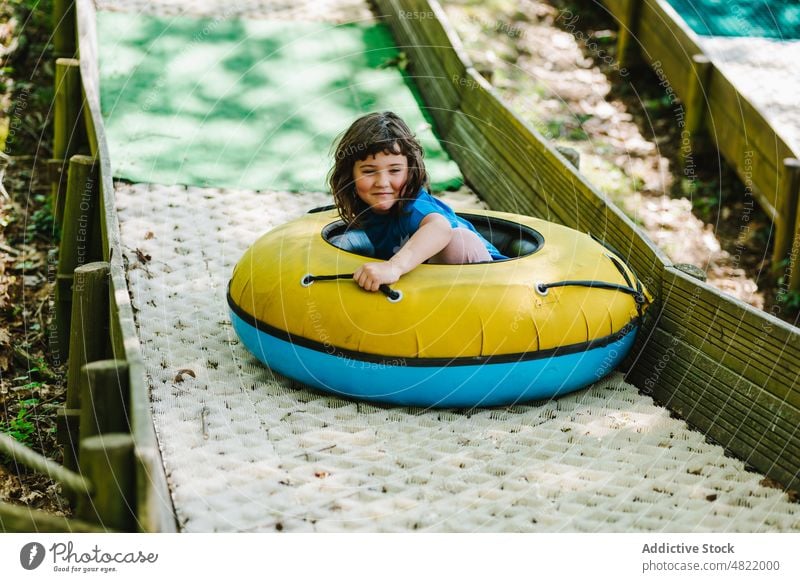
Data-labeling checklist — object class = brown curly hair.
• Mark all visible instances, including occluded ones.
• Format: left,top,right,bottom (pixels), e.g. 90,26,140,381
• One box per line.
328,111,428,226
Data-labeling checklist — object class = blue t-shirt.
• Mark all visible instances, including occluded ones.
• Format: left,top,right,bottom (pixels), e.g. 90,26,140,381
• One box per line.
360,190,505,261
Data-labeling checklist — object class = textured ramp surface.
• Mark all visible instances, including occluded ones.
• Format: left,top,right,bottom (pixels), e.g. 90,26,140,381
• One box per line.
116,182,799,532
700,37,800,153
97,9,463,192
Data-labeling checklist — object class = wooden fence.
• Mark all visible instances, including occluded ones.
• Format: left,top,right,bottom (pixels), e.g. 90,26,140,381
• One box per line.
0,0,176,532
603,0,800,289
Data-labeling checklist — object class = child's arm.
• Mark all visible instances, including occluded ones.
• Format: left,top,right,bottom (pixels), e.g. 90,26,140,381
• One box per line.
354,213,452,291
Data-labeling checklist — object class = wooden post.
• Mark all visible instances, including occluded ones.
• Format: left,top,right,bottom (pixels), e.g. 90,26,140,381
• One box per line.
0,432,92,498
55,156,99,356
1,501,112,533
555,146,580,170
682,54,713,170
56,407,81,474
77,434,136,531
673,263,707,282
59,262,110,471
616,0,642,70
52,58,86,219
53,0,77,59
80,360,131,440
65,262,110,407
772,159,800,275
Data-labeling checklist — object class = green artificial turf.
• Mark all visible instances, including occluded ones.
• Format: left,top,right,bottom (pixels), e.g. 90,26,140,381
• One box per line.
666,0,800,39
98,11,463,192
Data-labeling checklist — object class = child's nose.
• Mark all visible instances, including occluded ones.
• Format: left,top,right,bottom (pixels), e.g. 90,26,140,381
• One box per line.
375,171,390,187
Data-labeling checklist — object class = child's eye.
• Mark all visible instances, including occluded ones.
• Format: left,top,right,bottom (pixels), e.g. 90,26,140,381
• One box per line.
390,169,402,174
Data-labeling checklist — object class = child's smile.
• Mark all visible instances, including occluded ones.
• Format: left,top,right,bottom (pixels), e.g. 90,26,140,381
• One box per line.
353,152,409,214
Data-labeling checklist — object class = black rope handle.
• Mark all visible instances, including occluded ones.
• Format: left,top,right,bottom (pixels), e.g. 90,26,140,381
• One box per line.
301,273,402,301
536,279,645,306
536,252,647,315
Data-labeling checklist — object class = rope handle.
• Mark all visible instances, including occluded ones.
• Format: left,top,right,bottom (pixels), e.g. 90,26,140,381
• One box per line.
535,279,645,306
534,253,647,316
301,273,403,302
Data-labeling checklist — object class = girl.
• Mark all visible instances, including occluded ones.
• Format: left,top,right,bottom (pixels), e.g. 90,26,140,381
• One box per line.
328,111,504,292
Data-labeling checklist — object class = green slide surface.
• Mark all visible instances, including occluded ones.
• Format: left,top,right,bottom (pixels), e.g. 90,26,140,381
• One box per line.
98,11,463,192
666,0,800,39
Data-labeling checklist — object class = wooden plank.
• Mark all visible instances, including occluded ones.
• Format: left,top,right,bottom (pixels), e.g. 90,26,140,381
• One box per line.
636,328,800,448
53,0,77,58
633,328,800,489
706,69,796,177
658,296,800,401
666,267,800,358
635,2,699,98
65,262,110,409
662,279,800,372
644,0,703,63
77,434,136,531
705,74,782,218
632,337,798,483
75,0,177,533
661,271,800,406
773,159,800,267
382,0,462,130
79,360,131,440
406,0,472,77
614,0,641,69
0,501,111,533
448,113,555,220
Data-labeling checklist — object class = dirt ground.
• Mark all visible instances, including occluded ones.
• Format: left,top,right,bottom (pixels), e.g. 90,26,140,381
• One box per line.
1,0,71,519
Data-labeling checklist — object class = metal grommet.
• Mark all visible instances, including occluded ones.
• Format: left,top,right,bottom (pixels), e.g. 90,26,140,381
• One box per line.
300,274,314,287
534,282,549,297
387,289,403,303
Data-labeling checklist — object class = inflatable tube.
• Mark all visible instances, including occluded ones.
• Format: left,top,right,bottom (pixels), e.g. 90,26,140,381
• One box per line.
227,208,651,407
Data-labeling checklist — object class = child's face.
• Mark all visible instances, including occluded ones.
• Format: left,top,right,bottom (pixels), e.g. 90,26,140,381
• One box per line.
353,152,409,214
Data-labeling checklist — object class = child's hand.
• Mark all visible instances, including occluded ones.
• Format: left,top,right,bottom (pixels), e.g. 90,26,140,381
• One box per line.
354,262,402,291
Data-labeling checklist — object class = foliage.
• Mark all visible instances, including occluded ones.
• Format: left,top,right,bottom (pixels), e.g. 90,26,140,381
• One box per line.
1,398,40,446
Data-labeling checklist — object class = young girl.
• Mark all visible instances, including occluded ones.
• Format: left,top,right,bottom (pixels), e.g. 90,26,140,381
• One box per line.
328,111,504,292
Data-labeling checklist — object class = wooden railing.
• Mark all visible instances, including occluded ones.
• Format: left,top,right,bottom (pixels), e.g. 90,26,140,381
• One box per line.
0,0,176,532
603,0,800,289
373,0,800,490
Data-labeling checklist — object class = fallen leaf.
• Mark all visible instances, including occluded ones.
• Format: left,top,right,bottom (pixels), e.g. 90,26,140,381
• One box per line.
135,248,151,263
174,369,196,383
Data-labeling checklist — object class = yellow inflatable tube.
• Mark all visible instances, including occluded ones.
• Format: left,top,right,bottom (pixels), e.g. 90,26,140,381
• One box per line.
227,208,651,406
